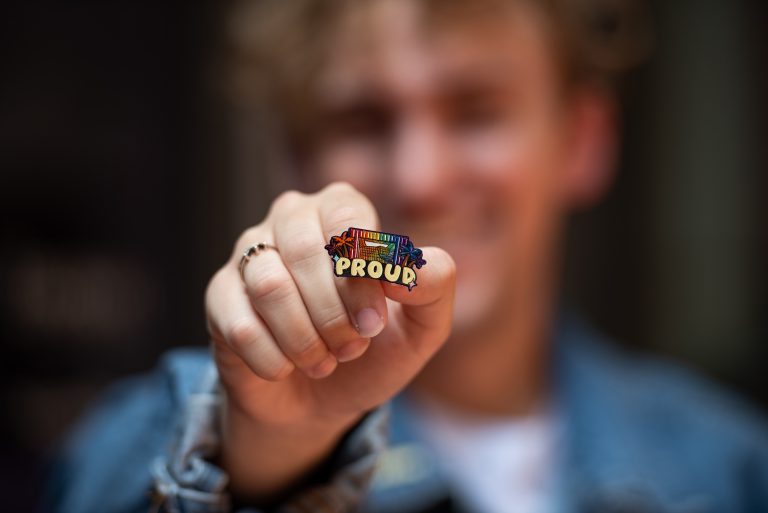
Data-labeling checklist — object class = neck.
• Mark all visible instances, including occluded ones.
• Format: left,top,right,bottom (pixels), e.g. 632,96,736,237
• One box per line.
407,276,555,418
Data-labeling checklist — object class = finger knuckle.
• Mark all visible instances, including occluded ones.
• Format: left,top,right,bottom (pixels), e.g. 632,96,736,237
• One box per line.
293,335,329,365
326,205,371,232
317,306,354,340
324,189,379,230
204,268,225,306
248,267,289,303
280,230,321,268
259,360,294,382
323,181,357,196
272,189,304,213
234,226,262,256
356,192,377,216
226,320,261,354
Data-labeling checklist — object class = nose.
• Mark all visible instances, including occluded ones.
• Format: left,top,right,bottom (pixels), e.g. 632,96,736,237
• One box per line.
389,114,452,207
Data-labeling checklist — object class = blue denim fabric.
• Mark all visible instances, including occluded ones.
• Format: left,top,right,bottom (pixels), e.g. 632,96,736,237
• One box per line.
42,314,768,513
364,315,768,513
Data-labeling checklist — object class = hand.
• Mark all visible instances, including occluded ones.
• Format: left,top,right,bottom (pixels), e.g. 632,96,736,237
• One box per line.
204,182,456,499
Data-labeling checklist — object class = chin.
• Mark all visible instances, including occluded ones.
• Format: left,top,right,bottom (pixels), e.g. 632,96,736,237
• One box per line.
449,264,506,339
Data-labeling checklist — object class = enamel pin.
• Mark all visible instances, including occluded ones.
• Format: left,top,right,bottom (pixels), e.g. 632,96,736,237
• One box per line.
324,227,426,291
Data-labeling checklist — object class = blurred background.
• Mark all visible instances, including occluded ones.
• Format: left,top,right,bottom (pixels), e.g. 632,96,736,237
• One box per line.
0,0,766,510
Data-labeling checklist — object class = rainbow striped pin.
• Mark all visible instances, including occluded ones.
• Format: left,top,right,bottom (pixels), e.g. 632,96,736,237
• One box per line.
324,227,426,291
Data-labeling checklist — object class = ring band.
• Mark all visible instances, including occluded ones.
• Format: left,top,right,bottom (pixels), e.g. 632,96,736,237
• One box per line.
239,242,278,283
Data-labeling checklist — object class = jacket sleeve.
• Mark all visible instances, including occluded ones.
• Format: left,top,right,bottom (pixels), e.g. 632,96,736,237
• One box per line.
41,347,391,513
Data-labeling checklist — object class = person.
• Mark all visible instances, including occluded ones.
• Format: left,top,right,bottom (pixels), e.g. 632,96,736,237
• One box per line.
43,0,768,512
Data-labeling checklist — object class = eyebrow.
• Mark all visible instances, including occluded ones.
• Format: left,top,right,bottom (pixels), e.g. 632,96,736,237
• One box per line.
316,60,518,113
433,61,518,94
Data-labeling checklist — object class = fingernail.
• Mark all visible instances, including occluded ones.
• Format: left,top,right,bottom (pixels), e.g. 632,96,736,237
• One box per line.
308,354,337,379
336,339,370,363
355,308,384,338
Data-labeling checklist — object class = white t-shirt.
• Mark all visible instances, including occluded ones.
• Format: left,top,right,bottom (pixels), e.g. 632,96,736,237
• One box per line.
402,393,559,513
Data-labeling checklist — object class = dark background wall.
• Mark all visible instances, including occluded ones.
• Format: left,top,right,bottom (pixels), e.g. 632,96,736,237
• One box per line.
1,1,766,510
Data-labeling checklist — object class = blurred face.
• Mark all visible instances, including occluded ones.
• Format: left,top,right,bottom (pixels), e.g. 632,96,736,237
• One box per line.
300,0,608,337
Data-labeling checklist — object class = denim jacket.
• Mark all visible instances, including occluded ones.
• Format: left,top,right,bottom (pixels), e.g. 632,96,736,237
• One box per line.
42,315,768,513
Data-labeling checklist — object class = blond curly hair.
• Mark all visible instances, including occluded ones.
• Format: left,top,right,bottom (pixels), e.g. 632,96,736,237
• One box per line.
226,0,652,148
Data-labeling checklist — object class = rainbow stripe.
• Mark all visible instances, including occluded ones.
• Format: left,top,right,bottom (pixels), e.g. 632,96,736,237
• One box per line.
347,227,408,264
348,227,408,244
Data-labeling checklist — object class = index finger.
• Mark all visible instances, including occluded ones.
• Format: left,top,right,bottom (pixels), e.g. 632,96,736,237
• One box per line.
273,183,385,361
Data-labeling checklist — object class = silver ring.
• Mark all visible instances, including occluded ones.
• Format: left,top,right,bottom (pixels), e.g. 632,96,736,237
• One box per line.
239,242,278,283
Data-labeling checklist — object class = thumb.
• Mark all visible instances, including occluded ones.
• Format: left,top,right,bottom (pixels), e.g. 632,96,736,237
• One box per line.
314,247,455,413
380,246,456,361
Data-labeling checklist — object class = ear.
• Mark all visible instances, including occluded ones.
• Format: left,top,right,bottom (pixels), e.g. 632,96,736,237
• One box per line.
561,84,619,210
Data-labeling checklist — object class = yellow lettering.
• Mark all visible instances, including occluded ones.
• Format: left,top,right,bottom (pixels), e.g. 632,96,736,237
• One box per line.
335,257,351,276
351,258,366,277
384,263,401,281
402,267,416,286
368,260,383,279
